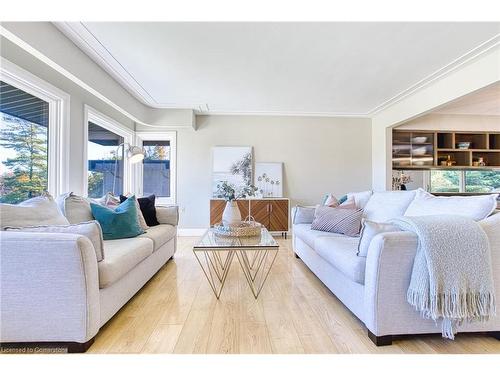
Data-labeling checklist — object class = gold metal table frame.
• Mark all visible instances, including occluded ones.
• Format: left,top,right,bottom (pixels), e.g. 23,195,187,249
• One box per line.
193,228,279,299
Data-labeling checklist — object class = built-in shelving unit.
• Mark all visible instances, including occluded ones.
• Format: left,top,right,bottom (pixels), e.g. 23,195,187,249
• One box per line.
393,130,500,170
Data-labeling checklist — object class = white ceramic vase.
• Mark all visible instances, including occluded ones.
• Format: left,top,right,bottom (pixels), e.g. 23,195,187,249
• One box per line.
222,200,242,226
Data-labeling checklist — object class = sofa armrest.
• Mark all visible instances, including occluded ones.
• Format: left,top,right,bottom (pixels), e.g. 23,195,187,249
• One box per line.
155,205,179,226
0,231,100,343
363,231,418,335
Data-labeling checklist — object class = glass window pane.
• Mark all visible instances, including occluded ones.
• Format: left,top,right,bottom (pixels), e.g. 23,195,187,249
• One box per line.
465,170,500,193
143,140,170,197
429,170,461,193
1,81,49,204
87,122,124,198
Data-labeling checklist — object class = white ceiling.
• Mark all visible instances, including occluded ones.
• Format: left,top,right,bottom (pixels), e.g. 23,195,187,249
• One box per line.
56,22,500,116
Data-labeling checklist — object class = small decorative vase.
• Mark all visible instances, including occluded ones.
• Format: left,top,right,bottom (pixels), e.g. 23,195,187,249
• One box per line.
222,201,241,226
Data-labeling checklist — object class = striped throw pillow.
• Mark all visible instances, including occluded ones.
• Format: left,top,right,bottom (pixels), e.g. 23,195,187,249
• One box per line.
311,206,363,236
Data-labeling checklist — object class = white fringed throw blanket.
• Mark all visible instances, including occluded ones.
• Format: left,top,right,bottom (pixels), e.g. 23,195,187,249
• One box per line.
391,215,496,339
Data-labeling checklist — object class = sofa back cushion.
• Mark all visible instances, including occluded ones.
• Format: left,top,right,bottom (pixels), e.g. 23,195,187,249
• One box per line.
91,196,144,240
404,188,498,221
363,190,416,223
311,206,363,237
5,221,105,262
346,190,373,209
0,194,69,229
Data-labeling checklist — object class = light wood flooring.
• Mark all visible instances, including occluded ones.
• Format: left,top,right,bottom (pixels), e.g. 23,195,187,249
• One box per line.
88,236,500,354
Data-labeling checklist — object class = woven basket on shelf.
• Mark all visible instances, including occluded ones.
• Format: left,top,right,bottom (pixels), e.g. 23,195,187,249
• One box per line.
213,216,263,237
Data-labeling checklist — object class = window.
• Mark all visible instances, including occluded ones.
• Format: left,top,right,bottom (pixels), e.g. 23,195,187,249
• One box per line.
137,132,176,204
1,59,69,201
429,170,460,193
143,140,171,197
87,122,125,198
84,106,134,198
429,170,500,193
0,82,49,203
465,171,500,193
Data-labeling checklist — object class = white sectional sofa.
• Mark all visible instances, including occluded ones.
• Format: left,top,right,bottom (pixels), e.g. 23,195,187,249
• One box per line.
292,190,500,345
0,205,178,352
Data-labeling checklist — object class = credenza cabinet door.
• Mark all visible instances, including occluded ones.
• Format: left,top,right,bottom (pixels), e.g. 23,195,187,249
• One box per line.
209,200,226,226
249,200,270,228
269,200,289,232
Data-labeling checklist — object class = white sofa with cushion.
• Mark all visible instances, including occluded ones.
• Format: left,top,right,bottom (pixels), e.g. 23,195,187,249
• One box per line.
0,201,178,352
292,190,500,345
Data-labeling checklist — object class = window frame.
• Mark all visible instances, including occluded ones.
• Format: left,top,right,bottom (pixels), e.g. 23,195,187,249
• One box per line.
83,105,135,197
1,57,70,197
136,131,177,205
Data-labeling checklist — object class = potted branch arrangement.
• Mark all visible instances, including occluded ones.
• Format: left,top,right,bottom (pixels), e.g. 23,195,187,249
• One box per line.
215,181,257,225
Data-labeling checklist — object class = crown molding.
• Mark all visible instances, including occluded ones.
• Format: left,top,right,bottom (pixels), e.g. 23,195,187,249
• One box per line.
367,33,500,116
194,109,370,118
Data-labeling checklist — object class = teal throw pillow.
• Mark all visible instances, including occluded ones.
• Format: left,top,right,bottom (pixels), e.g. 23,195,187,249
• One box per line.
90,196,144,240
338,195,348,204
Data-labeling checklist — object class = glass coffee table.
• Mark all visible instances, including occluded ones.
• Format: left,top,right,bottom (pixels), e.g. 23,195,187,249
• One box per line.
193,227,279,299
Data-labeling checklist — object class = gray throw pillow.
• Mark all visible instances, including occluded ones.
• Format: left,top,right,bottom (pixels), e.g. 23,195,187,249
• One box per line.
357,220,400,257
0,194,69,229
293,205,316,224
5,220,105,262
311,206,363,237
56,192,94,224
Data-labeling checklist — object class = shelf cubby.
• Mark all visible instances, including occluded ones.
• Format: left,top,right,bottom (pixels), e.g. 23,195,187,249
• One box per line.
489,134,500,150
437,150,471,167
454,133,488,150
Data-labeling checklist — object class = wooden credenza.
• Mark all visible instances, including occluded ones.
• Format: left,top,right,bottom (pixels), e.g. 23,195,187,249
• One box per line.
210,198,290,236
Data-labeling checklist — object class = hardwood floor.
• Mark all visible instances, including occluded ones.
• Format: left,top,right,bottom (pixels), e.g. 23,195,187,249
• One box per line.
88,236,500,354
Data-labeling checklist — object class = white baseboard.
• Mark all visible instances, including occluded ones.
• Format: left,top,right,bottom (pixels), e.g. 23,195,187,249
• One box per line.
177,228,208,236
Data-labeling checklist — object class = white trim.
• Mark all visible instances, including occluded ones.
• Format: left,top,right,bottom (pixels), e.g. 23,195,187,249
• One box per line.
177,228,207,236
136,131,177,205
0,57,70,197
83,105,135,197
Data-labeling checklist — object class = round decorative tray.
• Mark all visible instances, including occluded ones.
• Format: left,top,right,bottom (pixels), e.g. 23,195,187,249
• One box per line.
213,220,263,237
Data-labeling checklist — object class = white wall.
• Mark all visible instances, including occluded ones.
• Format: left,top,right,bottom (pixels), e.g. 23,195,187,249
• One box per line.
173,115,372,228
372,46,500,190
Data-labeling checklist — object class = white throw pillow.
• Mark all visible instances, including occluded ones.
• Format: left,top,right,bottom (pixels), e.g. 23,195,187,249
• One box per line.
404,188,498,221
357,220,400,257
363,190,416,223
0,194,69,229
347,190,373,209
5,220,105,262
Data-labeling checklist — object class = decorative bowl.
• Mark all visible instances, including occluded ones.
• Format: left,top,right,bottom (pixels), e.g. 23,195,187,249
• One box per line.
412,136,427,144
457,142,471,149
412,146,428,156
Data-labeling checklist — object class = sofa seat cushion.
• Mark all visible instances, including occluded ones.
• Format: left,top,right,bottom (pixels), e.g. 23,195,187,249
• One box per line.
293,223,345,249
98,237,154,288
314,236,366,284
138,224,176,251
